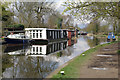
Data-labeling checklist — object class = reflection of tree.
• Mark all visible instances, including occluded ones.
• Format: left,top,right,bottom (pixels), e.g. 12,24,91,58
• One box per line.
93,37,99,45
86,37,100,47
66,47,73,56
3,56,58,78
2,55,13,73
53,47,74,57
56,51,63,58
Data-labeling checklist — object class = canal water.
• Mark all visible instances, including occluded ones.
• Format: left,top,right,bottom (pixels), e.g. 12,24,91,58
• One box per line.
2,35,107,78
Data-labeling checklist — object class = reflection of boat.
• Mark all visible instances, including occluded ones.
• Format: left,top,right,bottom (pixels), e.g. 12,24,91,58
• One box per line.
81,32,87,35
4,39,76,57
4,33,31,44
4,44,29,55
67,39,75,46
26,40,67,56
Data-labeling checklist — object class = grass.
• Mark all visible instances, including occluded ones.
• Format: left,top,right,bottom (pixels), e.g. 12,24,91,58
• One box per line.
117,50,120,55
119,37,120,41
52,41,116,78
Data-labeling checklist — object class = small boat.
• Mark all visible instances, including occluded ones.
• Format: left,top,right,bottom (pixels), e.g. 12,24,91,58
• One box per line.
4,33,31,44
107,32,116,41
81,32,88,35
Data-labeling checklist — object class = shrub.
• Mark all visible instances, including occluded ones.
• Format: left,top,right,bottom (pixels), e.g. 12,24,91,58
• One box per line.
7,24,24,29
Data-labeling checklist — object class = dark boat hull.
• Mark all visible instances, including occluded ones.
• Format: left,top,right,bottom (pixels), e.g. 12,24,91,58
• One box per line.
81,33,87,35
4,38,30,44
4,44,29,53
30,39,48,45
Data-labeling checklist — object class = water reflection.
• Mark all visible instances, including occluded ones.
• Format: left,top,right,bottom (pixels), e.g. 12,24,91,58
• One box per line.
86,36,106,47
26,40,67,56
4,44,29,55
2,35,107,78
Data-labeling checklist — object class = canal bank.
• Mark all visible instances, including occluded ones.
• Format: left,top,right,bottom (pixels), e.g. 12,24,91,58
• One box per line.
47,41,118,78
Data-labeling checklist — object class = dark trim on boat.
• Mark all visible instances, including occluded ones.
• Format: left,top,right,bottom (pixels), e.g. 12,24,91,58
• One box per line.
4,37,30,44
30,39,48,45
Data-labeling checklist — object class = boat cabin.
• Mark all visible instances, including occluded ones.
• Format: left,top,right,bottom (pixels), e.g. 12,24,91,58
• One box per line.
25,28,68,42
67,30,75,39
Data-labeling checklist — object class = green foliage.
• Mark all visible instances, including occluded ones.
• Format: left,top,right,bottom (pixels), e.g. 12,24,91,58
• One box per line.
2,55,13,73
57,18,63,29
1,2,13,21
1,2,14,31
7,24,24,29
63,2,120,20
63,2,120,34
84,20,100,34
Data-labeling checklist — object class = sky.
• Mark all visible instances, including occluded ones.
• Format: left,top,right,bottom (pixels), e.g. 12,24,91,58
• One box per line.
53,0,89,29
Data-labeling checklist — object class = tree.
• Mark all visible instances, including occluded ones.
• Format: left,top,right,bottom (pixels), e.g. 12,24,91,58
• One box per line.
63,1,120,33
0,2,14,35
99,25,109,35
62,15,74,28
84,20,100,34
13,1,56,28
13,2,37,28
1,2,13,26
47,14,58,28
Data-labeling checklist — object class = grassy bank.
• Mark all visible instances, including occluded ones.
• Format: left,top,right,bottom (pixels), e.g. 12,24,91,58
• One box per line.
52,41,117,78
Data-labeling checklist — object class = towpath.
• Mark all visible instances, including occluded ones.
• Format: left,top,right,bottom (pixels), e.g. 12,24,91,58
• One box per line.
79,43,118,78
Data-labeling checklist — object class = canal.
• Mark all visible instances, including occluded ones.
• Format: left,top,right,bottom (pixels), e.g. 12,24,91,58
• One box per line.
2,35,107,78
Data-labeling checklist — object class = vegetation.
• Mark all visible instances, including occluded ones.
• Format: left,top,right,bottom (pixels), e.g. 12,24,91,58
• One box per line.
1,1,80,34
118,50,120,55
52,42,117,78
7,24,24,28
2,55,13,73
0,2,14,35
63,2,120,34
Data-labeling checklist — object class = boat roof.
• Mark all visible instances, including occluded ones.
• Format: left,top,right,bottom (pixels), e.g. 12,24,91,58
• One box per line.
25,28,68,31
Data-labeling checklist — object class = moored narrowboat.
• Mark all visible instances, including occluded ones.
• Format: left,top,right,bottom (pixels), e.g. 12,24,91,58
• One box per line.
107,32,116,41
25,28,68,43
4,33,31,44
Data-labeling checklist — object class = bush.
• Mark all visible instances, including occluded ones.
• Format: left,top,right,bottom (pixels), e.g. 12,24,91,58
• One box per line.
7,24,24,29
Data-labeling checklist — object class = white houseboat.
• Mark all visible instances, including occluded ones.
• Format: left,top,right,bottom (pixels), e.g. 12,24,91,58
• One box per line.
25,28,68,43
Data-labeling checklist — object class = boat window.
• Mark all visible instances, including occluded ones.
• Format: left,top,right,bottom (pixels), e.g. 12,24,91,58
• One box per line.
33,33,35,38
33,47,35,52
36,33,38,38
40,47,42,52
33,30,35,32
36,30,38,32
50,31,51,36
36,47,38,52
40,33,42,38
